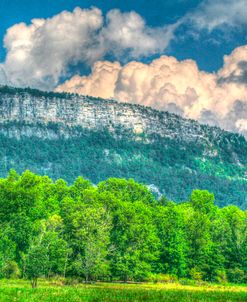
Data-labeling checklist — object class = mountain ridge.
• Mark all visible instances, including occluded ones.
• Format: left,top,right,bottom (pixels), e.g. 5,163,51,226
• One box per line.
0,85,243,141
0,85,246,208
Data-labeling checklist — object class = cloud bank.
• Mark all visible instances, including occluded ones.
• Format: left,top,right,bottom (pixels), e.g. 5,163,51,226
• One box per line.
0,7,176,90
56,45,247,137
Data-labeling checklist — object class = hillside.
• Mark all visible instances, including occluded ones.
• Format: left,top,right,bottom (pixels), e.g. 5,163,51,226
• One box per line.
0,85,246,208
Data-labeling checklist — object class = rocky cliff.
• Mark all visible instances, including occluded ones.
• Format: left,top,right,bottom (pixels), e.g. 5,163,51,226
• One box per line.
0,86,221,142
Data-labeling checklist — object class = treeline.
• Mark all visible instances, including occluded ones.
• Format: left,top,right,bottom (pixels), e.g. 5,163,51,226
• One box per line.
0,170,246,287
0,85,75,99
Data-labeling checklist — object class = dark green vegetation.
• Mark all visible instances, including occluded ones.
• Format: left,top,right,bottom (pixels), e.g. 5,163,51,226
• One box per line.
0,171,246,288
0,280,247,302
0,87,247,208
1,122,247,208
0,85,75,99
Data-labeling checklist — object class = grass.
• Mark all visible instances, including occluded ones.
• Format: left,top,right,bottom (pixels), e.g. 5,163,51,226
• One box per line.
0,279,246,302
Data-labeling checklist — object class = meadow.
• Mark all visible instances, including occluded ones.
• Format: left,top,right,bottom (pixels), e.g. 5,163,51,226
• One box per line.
0,280,246,302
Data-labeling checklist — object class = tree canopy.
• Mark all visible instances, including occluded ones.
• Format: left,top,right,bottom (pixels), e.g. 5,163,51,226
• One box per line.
0,170,246,286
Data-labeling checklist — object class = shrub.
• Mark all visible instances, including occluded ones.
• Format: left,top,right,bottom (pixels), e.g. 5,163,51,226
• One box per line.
149,274,178,284
2,261,20,279
227,268,246,284
190,267,203,281
179,278,196,286
214,270,228,283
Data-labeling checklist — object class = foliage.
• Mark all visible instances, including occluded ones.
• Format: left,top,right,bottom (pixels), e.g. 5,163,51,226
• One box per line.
0,171,246,287
0,121,246,209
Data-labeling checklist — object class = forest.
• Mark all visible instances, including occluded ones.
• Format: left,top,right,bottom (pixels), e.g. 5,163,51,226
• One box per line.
0,170,246,288
0,122,247,209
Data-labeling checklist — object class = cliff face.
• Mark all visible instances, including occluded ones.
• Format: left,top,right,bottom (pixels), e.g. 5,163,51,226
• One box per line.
0,87,220,141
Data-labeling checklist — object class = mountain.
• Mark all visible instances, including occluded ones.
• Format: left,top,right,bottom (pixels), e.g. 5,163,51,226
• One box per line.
0,85,246,208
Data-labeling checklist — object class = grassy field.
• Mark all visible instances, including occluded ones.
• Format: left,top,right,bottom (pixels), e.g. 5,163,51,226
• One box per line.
0,279,246,302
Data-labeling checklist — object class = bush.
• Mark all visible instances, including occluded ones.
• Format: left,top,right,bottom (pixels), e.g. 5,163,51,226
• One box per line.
214,270,228,283
2,261,20,279
149,274,178,284
179,278,197,286
190,267,203,281
227,268,246,284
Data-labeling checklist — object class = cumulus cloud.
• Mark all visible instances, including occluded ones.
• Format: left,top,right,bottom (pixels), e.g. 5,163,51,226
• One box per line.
0,7,177,90
102,9,178,59
56,45,247,137
60,61,121,99
188,0,247,32
236,119,247,132
3,7,104,90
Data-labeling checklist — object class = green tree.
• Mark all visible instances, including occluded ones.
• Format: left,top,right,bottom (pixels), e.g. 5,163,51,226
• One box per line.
61,190,112,281
109,200,160,281
24,215,69,287
155,204,188,277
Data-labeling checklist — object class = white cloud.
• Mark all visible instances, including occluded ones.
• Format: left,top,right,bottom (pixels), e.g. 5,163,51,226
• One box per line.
188,0,247,31
3,7,104,90
236,119,247,132
0,7,176,90
56,45,247,137
59,61,121,99
102,9,178,58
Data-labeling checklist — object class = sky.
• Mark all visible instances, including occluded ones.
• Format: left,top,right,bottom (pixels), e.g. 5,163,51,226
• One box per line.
0,0,247,136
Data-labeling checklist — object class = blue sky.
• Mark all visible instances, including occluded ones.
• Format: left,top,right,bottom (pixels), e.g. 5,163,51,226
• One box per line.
0,0,246,71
